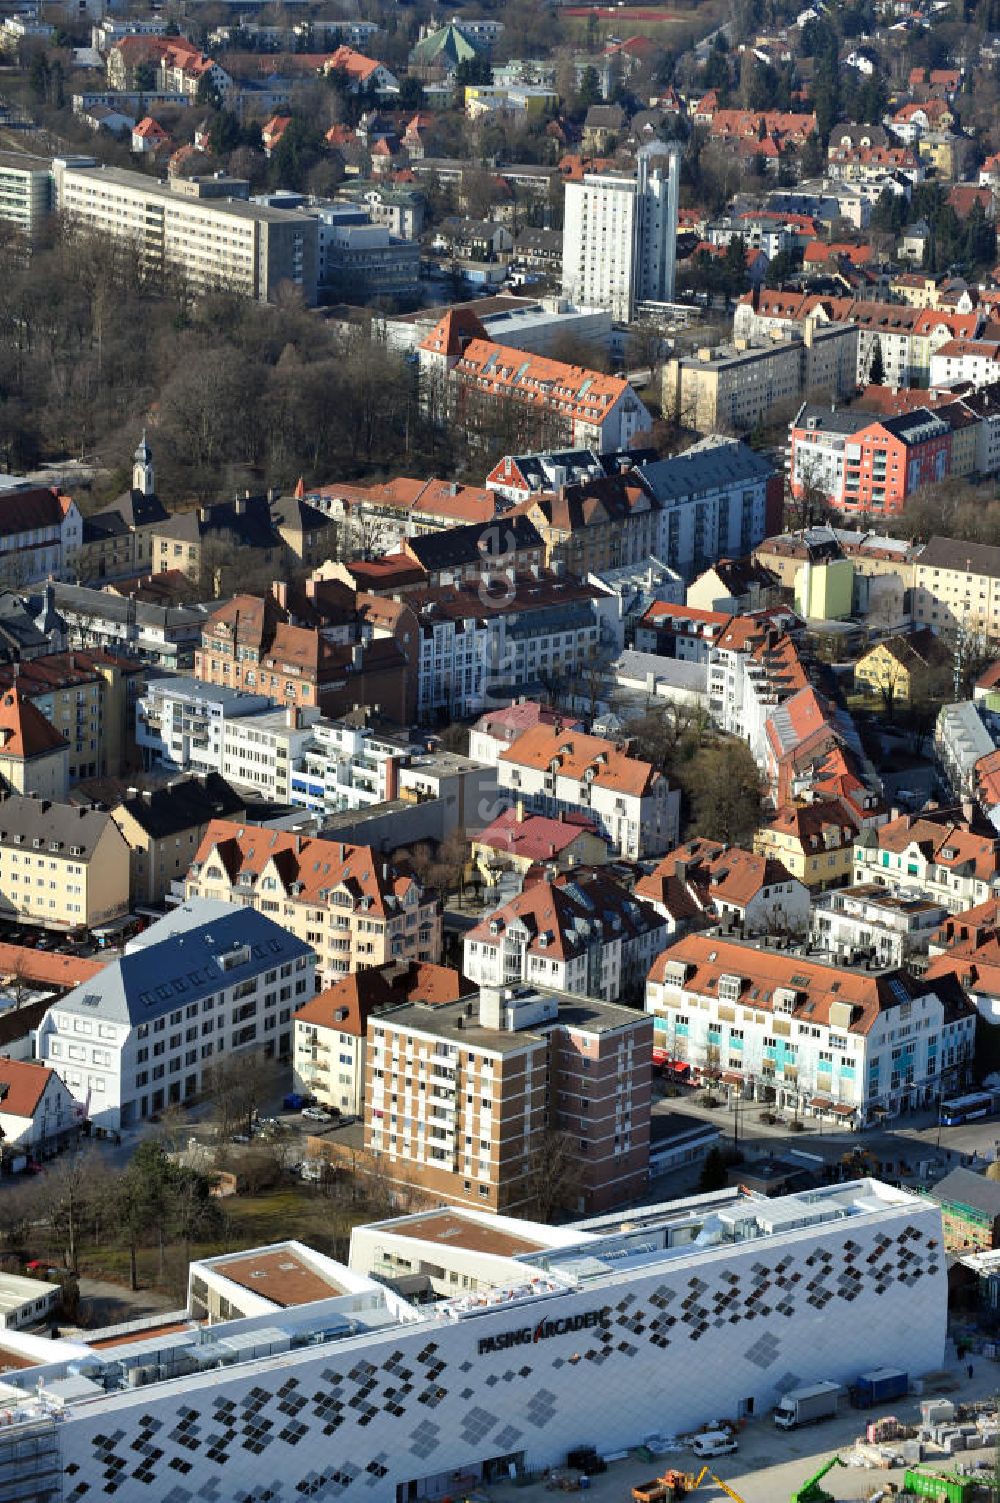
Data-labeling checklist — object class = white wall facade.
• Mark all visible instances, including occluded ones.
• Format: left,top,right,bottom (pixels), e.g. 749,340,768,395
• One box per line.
0,1183,946,1502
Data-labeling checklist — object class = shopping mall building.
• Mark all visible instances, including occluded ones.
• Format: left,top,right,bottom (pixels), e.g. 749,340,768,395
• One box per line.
0,1178,945,1503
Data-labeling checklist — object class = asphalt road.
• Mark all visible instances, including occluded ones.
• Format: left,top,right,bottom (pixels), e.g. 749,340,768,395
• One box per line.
659,1087,1000,1187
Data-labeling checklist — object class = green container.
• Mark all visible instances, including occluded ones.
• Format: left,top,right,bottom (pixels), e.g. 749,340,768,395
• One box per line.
902,1468,972,1503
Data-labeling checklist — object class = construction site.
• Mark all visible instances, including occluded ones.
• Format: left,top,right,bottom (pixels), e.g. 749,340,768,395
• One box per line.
479,1356,1000,1503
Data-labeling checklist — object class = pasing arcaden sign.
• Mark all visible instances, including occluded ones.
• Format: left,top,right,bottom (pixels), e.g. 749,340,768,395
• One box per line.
477,1306,612,1356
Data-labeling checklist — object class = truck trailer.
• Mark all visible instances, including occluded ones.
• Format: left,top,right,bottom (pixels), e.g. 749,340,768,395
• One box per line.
852,1367,908,1408
774,1382,842,1431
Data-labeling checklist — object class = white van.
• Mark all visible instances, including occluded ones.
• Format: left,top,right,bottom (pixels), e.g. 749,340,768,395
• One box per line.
690,1432,738,1459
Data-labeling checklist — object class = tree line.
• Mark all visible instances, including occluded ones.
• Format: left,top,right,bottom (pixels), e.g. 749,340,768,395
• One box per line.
0,221,457,505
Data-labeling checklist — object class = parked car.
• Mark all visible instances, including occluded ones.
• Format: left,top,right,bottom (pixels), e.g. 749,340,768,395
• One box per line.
301,1106,332,1123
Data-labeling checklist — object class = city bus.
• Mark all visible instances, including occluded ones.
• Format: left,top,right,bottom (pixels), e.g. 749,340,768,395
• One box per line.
939,1092,998,1127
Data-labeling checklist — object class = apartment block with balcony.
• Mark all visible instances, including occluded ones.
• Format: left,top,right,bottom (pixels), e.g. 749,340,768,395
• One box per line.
185,819,441,988
365,983,652,1216
646,932,976,1125
811,883,949,967
293,962,472,1115
137,678,272,774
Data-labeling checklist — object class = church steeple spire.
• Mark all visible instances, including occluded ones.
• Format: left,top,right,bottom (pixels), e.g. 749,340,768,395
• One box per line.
133,431,154,497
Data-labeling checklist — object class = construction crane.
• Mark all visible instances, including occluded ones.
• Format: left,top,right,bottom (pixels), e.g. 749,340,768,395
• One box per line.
790,1454,847,1503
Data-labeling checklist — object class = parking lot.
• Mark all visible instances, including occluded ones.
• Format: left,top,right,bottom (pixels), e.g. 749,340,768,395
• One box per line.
479,1344,998,1503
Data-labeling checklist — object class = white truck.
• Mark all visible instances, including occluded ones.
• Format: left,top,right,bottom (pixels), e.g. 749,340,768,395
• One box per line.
774,1381,842,1430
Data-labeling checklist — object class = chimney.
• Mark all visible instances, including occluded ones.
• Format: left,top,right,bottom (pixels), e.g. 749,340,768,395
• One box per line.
516,798,524,822
962,798,975,823
272,580,288,609
234,498,246,516
199,507,210,524
675,859,688,885
384,754,399,802
267,487,277,503
286,705,300,730
352,643,363,670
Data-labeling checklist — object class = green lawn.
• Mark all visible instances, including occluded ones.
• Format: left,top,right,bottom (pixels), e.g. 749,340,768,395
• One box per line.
69,1185,373,1300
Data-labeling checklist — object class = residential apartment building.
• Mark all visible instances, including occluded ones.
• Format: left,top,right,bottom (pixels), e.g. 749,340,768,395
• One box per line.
912,535,1000,634
516,474,663,576
789,403,951,517
854,806,1000,913
0,151,52,240
195,593,411,725
734,289,982,387
53,157,317,305
0,685,69,800
0,650,145,782
638,438,782,581
0,1059,79,1157
645,933,976,1123
463,871,667,1004
929,338,1000,390
418,312,650,454
51,583,207,673
293,962,471,1116
110,774,245,907
408,574,622,723
755,797,872,892
635,838,811,936
561,144,681,321
471,806,610,888
0,481,82,586
0,793,130,933
935,700,998,804
36,900,314,1128
663,322,858,436
811,883,949,967
185,820,441,987
137,678,272,774
223,705,319,802
495,722,680,858
470,701,582,766
366,982,652,1215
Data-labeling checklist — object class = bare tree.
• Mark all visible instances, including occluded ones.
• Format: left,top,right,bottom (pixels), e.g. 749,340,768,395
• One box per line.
206,1050,282,1141
523,1129,585,1222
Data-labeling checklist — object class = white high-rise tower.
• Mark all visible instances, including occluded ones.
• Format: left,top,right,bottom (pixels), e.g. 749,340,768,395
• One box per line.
561,141,681,322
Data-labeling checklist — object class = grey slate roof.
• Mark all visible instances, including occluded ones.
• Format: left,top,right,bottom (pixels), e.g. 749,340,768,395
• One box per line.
0,794,117,860
56,900,312,1025
917,535,1000,579
52,581,208,633
640,437,773,504
114,774,245,841
406,516,543,571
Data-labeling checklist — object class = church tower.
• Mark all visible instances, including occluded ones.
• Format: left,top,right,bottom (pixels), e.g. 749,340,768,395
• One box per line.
133,432,154,497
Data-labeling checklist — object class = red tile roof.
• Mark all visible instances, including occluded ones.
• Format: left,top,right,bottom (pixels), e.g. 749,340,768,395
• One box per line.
498,722,659,798
0,1058,60,1120
191,821,426,916
0,686,67,761
475,807,601,862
